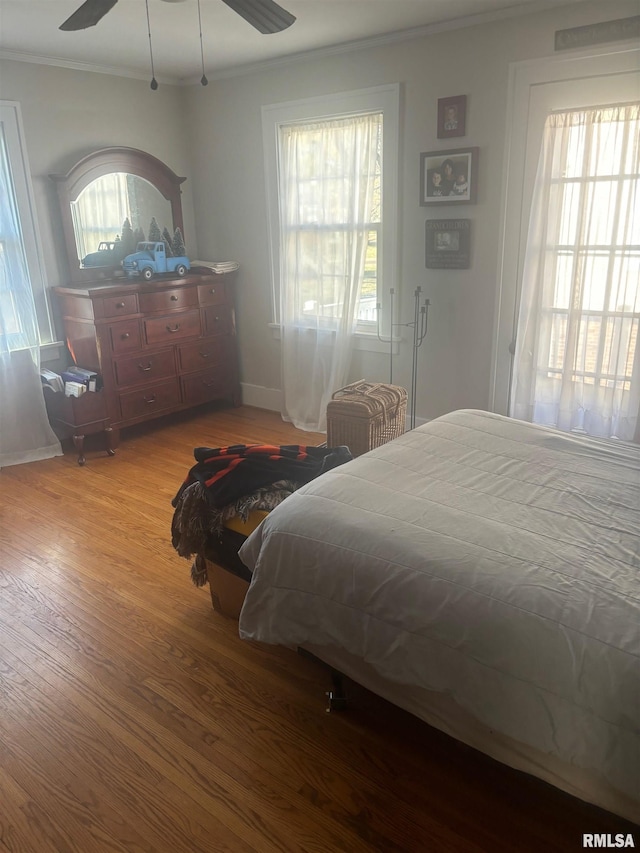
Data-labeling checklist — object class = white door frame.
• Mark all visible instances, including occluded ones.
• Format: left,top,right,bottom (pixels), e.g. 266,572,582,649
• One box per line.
490,44,640,415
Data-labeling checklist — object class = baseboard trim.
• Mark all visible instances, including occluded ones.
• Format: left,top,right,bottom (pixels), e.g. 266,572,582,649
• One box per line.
240,383,282,412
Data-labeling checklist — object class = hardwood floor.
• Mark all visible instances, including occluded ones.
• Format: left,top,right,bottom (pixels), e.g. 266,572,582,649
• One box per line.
0,404,636,852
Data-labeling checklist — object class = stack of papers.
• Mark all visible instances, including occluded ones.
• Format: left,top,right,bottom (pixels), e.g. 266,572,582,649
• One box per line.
40,368,64,393
192,260,240,274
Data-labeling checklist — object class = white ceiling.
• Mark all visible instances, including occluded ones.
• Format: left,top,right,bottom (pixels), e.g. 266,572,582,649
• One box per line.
0,0,584,84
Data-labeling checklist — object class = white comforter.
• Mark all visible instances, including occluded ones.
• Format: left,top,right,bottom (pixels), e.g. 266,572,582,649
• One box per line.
238,409,640,805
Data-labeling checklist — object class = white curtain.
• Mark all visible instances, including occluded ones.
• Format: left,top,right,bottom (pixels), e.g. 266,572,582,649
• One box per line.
278,113,380,432
0,128,62,468
510,103,640,441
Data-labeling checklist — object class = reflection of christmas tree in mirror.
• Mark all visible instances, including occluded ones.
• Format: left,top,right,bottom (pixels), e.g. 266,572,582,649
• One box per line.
148,217,162,243
162,227,174,256
116,218,186,259
172,227,186,257
120,218,135,256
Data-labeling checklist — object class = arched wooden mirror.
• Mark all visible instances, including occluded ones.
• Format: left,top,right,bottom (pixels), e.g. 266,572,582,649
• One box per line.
51,147,186,284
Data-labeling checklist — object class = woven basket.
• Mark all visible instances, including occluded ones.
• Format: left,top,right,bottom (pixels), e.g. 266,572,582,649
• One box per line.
326,381,407,457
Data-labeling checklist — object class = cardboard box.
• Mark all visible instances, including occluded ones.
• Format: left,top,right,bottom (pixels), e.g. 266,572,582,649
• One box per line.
206,559,249,619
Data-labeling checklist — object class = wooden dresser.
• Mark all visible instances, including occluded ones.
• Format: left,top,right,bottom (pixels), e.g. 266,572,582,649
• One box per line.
52,268,240,453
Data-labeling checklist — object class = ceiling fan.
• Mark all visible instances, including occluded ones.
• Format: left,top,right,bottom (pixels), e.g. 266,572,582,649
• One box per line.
60,0,296,35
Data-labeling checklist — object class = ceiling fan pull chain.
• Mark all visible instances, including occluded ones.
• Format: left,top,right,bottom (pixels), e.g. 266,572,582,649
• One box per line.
198,0,208,86
145,0,158,90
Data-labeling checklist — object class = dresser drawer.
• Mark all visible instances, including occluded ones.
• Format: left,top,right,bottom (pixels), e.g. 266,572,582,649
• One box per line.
181,370,231,407
113,348,176,388
202,305,233,336
108,319,142,353
139,287,198,314
178,336,230,373
118,379,180,421
143,310,201,346
102,294,138,318
45,386,108,428
197,280,227,306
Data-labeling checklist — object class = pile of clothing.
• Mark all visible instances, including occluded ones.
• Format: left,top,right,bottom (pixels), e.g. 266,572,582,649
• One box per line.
170,443,352,586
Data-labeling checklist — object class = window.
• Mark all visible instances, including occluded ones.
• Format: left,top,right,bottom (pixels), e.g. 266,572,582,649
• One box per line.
542,107,639,398
0,101,54,350
263,85,399,336
279,112,382,327
510,102,640,440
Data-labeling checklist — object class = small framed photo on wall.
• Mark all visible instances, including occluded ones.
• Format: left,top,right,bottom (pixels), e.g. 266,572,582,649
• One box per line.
420,147,478,205
437,95,466,138
425,219,471,269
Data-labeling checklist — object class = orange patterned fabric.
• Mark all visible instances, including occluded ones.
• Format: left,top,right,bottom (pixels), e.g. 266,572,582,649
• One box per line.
172,444,352,509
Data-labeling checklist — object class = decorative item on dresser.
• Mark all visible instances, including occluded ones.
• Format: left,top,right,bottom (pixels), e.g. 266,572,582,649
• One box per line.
52,265,241,455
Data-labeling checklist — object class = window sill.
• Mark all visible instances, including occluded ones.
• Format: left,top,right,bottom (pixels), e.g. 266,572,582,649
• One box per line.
41,341,66,364
268,323,399,354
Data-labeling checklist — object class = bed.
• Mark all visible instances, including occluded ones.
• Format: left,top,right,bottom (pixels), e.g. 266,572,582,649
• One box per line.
237,409,640,823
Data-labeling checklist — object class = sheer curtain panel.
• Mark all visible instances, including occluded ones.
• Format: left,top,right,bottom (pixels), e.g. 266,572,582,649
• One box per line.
72,172,129,260
278,113,380,431
0,120,62,468
511,103,640,441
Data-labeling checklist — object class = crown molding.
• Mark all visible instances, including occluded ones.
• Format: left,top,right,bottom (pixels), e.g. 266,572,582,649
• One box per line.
192,0,589,84
1,0,588,87
0,49,178,86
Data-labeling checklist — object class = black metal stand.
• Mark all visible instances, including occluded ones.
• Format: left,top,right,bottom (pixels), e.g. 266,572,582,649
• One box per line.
377,287,430,429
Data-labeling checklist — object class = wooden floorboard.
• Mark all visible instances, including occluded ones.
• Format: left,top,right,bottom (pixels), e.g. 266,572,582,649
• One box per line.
0,404,637,852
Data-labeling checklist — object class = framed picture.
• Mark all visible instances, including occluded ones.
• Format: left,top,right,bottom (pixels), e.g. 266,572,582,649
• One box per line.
437,95,466,138
425,219,471,269
420,147,478,206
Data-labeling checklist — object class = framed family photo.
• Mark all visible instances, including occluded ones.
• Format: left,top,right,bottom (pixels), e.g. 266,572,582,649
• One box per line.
425,219,471,269
420,147,479,206
437,94,466,138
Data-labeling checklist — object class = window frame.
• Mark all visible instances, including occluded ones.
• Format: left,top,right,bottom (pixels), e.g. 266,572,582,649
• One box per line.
262,84,399,340
0,101,55,350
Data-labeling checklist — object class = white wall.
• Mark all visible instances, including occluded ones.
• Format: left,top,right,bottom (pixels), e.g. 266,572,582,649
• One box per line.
1,0,637,421
183,0,639,421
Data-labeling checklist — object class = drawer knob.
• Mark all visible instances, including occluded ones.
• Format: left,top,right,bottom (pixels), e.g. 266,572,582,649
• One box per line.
122,332,130,340
143,395,156,404
170,295,179,301
199,351,210,358
138,362,153,372
214,316,220,322
116,302,125,308
166,324,180,333
210,288,216,295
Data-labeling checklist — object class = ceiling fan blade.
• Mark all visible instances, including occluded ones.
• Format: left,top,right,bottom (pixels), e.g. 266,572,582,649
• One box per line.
60,0,119,31
220,0,295,34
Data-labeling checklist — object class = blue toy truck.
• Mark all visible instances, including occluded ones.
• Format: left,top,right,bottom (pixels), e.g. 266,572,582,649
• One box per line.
122,242,190,280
